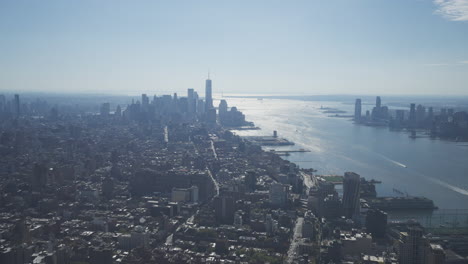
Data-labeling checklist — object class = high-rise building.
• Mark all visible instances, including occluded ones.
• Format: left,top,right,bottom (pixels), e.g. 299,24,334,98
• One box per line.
100,103,110,116
187,88,195,113
342,172,361,218
409,103,416,124
428,107,434,121
115,105,122,117
197,99,205,115
396,110,405,122
269,183,289,207
171,186,199,203
141,94,149,111
376,96,381,108
187,88,194,100
219,99,228,114
218,100,228,124
302,211,318,239
399,227,425,264
416,104,426,124
13,94,20,117
189,185,199,203
426,244,445,264
354,99,362,121
205,77,213,111
171,188,191,202
214,195,235,224
206,108,217,124
365,209,387,238
245,170,257,192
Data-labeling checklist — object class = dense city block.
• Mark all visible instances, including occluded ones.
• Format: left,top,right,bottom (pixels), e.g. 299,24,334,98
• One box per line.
1,82,468,264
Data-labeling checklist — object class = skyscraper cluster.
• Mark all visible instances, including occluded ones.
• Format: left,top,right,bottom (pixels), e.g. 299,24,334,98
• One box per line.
354,96,468,140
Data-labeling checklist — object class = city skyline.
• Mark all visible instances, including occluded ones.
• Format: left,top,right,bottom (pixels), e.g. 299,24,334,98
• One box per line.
1,0,468,96
2,1,468,262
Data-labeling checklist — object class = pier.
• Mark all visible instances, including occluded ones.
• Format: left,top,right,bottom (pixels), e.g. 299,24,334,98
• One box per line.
243,136,294,146
243,130,295,146
269,149,311,156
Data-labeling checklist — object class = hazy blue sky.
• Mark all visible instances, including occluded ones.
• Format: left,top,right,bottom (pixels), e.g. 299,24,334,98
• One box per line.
1,0,468,96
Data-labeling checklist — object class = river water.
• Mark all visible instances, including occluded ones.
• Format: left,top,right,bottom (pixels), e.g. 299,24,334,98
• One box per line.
222,97,468,214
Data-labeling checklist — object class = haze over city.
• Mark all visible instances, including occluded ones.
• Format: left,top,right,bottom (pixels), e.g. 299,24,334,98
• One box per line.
2,1,468,264
1,0,468,95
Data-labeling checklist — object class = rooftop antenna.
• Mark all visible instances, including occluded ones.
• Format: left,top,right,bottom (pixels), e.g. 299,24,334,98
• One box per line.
208,69,210,79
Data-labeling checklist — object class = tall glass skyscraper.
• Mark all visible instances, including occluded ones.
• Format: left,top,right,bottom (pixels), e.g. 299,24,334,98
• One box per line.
205,77,213,111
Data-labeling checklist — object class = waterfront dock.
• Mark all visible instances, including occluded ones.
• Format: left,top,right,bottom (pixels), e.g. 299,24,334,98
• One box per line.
243,135,294,146
227,126,261,130
269,149,310,156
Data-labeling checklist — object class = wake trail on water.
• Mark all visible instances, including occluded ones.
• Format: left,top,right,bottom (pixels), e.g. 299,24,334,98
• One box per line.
407,168,468,196
375,153,468,195
412,170,468,196
423,174,468,196
376,154,408,168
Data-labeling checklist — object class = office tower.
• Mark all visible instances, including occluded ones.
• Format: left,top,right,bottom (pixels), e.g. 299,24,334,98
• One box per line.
13,94,20,117
426,244,445,264
396,110,405,123
100,103,110,116
187,88,194,100
428,107,434,121
187,88,195,113
245,170,257,192
206,108,217,124
365,209,387,238
219,100,228,114
171,186,198,203
115,105,122,117
376,96,381,108
399,227,425,264
269,183,289,207
171,188,191,202
409,103,416,124
219,100,228,123
416,104,426,124
141,94,149,108
302,211,318,239
354,99,362,121
342,172,360,218
197,99,205,115
189,185,199,203
205,77,213,111
214,195,235,224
